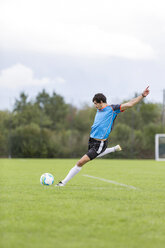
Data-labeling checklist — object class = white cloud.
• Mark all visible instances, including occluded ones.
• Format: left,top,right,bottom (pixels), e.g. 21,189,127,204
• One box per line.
0,0,161,59
0,64,66,89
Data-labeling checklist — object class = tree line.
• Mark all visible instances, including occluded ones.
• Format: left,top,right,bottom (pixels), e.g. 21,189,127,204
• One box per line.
0,90,164,159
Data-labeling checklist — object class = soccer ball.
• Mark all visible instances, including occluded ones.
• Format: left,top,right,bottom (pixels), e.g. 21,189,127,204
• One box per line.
40,173,54,186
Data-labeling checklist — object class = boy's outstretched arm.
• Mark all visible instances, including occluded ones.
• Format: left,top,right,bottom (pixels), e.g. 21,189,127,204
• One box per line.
120,86,150,111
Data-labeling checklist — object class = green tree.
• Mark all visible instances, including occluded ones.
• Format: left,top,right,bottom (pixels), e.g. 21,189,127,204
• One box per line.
36,90,69,130
0,111,11,157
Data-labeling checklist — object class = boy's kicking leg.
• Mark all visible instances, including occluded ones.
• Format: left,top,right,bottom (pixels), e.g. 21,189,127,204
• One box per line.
97,144,122,158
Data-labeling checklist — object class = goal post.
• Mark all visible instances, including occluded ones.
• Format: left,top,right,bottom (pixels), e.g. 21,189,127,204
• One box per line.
155,134,165,161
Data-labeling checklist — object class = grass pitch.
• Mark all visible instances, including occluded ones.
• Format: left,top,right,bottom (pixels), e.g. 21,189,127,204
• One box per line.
1,159,165,248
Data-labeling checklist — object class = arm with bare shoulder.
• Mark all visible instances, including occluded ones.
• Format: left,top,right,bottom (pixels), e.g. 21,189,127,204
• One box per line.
120,86,150,111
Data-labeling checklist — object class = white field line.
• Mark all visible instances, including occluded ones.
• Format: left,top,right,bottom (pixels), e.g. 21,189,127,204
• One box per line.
83,174,138,190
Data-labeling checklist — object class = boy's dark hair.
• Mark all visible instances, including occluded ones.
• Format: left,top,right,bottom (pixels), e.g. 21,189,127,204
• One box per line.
92,93,107,103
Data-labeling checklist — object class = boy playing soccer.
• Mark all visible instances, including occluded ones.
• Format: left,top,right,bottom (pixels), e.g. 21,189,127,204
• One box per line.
56,86,150,186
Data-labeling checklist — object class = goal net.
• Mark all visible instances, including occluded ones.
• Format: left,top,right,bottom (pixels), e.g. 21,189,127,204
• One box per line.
155,134,165,161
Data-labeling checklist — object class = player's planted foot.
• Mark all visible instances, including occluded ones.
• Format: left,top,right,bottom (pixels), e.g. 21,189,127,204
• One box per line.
114,144,122,152
55,181,65,187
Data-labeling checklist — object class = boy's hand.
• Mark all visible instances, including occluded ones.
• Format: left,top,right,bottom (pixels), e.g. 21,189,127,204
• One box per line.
142,86,150,97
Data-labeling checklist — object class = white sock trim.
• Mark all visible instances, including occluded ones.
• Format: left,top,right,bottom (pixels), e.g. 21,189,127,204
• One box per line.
76,165,82,171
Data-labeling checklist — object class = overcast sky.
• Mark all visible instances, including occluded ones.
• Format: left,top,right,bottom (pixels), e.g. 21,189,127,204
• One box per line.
0,0,165,110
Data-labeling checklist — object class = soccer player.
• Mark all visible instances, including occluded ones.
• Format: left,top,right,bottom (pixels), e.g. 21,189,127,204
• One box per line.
56,86,150,186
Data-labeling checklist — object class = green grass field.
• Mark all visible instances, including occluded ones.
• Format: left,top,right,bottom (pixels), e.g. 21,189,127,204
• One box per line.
1,159,165,248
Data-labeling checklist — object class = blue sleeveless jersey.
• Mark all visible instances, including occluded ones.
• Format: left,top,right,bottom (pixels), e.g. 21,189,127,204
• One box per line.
90,105,123,139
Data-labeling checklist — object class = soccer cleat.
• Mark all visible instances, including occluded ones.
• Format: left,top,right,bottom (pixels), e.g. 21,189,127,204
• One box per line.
55,181,65,187
114,144,122,152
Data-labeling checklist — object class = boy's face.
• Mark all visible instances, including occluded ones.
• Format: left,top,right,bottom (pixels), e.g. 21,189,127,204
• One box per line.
93,100,104,110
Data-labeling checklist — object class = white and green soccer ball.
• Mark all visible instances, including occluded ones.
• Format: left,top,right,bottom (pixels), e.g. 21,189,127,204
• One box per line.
40,173,54,186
